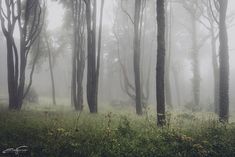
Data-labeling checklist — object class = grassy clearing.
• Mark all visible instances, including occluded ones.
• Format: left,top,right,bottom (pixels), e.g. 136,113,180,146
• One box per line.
0,105,235,157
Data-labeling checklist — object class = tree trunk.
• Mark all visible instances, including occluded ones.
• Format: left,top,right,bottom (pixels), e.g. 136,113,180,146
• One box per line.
86,0,104,113
210,28,219,114
95,0,104,111
218,0,229,122
71,0,86,111
134,0,143,115
172,66,181,106
156,0,166,126
191,14,200,110
6,37,18,110
0,1,44,111
86,0,97,112
71,50,77,107
165,0,172,108
46,39,56,106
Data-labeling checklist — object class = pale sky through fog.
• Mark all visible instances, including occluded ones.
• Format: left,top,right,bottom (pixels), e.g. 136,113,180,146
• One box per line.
47,0,235,69
47,0,65,31
47,0,115,30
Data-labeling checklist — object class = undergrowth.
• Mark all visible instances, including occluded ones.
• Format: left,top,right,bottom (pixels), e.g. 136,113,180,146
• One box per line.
0,109,235,157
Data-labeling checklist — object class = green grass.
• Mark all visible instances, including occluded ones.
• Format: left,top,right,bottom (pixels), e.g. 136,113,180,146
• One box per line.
0,105,235,157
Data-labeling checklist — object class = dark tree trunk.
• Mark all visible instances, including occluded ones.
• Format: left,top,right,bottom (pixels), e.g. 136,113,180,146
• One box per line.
0,1,44,110
134,0,143,115
85,0,104,113
218,0,229,122
86,0,97,113
156,0,166,126
71,0,86,111
6,37,18,110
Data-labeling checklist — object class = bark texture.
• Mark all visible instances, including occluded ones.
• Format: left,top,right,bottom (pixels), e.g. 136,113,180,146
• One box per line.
0,0,44,110
156,0,166,126
134,0,143,115
218,0,229,122
71,0,86,111
85,0,104,113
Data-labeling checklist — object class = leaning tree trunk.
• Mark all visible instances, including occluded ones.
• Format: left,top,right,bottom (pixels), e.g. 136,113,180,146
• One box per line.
156,0,166,127
218,0,229,122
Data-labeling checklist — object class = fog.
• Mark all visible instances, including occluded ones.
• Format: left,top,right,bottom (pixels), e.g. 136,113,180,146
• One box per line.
1,1,235,156
0,0,235,112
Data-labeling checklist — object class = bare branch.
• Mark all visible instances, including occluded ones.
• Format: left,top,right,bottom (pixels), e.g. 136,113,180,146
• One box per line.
121,0,134,24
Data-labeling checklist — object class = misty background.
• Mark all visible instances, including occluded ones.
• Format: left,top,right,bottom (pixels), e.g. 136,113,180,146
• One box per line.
0,0,234,111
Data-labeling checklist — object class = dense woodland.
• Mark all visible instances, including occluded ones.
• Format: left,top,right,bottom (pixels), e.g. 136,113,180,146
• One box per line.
0,0,235,156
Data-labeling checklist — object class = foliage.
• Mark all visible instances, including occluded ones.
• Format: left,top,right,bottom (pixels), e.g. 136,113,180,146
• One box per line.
0,110,235,157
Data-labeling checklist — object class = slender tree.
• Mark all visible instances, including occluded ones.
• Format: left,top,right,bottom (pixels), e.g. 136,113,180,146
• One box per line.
165,0,173,108
0,0,45,110
203,0,232,116
179,0,210,110
156,0,166,126
120,0,146,115
56,0,86,110
181,0,201,110
172,64,182,106
133,0,143,115
45,35,56,106
218,0,229,122
71,0,86,111
85,0,104,113
199,0,220,113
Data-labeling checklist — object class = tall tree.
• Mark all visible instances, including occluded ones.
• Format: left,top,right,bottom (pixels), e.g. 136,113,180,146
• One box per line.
29,14,58,107
179,0,210,110
156,0,166,126
112,2,151,111
133,0,143,115
204,0,232,116
199,0,220,113
45,35,56,106
71,0,86,111
120,0,146,115
55,0,86,110
218,0,229,122
0,0,44,110
85,0,104,113
181,0,201,110
165,0,173,108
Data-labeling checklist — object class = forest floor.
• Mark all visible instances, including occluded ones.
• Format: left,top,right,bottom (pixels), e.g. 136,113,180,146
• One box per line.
0,103,235,157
